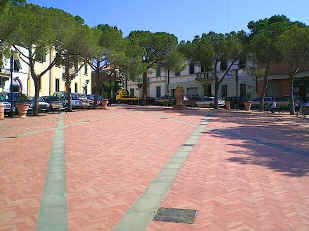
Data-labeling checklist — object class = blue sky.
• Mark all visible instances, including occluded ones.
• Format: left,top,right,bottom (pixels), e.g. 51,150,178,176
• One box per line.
28,0,309,41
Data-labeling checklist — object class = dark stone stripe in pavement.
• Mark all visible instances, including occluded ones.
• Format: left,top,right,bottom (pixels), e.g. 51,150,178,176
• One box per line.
210,129,309,156
36,113,67,231
112,111,214,231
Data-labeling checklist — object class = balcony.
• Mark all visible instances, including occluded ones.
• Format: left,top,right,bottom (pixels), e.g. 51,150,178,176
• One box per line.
195,72,215,81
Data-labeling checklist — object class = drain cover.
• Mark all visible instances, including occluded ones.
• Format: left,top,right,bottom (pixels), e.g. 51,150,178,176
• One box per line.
183,144,194,147
153,208,197,224
4,136,17,139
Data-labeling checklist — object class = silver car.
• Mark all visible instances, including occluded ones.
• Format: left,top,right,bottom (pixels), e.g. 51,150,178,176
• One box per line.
196,97,225,108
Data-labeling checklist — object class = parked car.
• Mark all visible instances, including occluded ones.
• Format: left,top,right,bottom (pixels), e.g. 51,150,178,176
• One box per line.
28,97,50,113
251,97,273,109
184,95,201,107
71,93,82,109
0,93,12,115
196,96,225,108
42,96,64,112
155,96,176,106
78,94,90,109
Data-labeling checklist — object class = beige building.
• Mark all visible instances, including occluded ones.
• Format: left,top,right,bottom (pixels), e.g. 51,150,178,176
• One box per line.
27,48,91,97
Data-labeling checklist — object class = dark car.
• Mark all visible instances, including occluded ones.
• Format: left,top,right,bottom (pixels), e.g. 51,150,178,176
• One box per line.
184,95,201,107
155,96,176,106
42,96,64,112
27,97,50,113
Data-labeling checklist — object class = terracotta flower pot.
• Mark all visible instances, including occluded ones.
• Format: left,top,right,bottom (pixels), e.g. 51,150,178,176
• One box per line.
244,102,252,111
102,99,109,110
0,104,4,120
16,103,30,118
225,101,231,110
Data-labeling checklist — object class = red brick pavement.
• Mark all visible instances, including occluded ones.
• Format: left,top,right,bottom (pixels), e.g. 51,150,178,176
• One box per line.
0,132,54,231
0,113,59,138
147,111,309,231
65,106,206,231
2,106,309,231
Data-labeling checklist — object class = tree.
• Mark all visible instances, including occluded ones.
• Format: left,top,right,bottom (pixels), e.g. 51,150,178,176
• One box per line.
58,23,95,111
248,15,291,111
277,25,309,115
1,4,60,115
161,49,186,96
128,31,178,99
0,0,25,15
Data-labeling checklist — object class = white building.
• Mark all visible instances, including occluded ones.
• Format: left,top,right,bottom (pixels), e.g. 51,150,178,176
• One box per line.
127,59,257,99
0,46,30,95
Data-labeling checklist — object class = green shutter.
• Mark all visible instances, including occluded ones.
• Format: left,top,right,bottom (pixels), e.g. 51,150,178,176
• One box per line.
156,67,161,77
156,86,161,98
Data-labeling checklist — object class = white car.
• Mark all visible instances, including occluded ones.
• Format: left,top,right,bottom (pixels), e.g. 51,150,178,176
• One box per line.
196,97,225,108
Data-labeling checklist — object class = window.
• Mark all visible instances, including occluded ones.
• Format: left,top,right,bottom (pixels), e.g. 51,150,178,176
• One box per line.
240,84,247,97
201,65,206,73
220,60,228,71
189,63,195,74
238,56,246,69
74,61,78,72
130,88,134,97
35,48,46,63
13,60,21,72
171,89,175,97
156,67,161,77
0,77,4,88
156,86,161,98
55,79,60,92
84,63,88,75
221,85,227,98
187,87,198,97
75,83,78,93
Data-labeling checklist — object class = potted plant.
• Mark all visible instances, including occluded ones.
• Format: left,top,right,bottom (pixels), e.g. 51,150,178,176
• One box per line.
243,94,252,111
16,94,30,117
225,97,231,110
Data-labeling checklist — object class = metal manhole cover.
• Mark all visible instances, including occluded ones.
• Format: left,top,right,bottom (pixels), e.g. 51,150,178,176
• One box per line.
153,208,197,224
4,136,17,139
183,144,194,147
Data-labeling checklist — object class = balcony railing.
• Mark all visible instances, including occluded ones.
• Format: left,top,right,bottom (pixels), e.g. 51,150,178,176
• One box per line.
195,72,215,81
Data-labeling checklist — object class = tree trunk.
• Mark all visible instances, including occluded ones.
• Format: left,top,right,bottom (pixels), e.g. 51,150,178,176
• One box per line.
289,74,295,115
142,72,147,100
65,80,72,111
33,77,40,115
259,63,270,112
125,76,128,91
214,79,219,109
166,69,170,96
214,61,219,109
235,69,239,97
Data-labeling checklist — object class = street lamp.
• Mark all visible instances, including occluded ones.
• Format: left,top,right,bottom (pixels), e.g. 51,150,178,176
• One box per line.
9,51,19,117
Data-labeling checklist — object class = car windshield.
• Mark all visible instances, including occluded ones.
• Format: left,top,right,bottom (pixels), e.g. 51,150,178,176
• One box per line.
72,94,79,100
39,98,45,102
47,96,60,101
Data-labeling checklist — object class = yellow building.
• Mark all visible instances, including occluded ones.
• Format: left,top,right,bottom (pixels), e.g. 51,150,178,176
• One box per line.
27,48,91,97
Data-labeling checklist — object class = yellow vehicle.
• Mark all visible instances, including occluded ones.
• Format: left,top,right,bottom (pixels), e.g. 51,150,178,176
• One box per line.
116,89,139,103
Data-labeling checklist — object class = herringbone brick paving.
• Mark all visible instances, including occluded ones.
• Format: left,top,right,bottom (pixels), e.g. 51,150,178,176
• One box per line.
2,106,309,231
147,111,309,231
0,132,54,231
65,106,204,231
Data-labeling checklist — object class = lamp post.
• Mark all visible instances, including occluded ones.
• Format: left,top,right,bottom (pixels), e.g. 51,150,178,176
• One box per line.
9,52,20,117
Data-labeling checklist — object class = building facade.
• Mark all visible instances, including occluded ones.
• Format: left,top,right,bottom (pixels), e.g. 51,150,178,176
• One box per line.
127,60,257,99
1,47,92,97
257,62,309,100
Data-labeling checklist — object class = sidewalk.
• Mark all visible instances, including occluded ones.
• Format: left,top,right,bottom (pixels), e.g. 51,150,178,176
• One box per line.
1,106,308,231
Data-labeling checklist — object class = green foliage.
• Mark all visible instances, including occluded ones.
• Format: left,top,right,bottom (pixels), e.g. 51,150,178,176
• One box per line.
277,25,309,69
128,31,178,68
161,49,186,74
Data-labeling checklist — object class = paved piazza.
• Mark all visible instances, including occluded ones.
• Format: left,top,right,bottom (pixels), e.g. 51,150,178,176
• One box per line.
1,105,309,231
